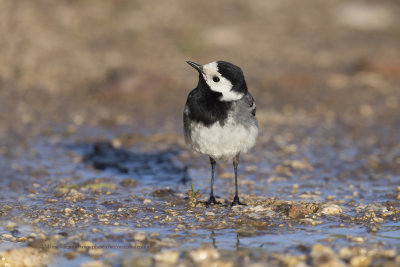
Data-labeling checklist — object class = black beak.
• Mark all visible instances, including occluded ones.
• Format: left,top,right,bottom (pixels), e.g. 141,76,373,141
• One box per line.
186,61,204,74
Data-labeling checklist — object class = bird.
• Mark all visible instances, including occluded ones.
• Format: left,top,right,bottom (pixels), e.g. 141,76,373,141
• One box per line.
183,60,258,207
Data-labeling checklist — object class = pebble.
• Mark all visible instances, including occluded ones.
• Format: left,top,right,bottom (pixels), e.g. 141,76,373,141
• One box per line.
121,252,152,267
339,247,354,260
154,250,180,264
311,244,346,267
4,221,17,231
17,237,27,242
288,205,309,219
189,246,219,262
65,251,76,260
77,241,95,253
373,217,384,223
1,233,13,239
88,247,104,257
143,199,152,204
287,160,313,170
219,172,234,179
68,218,76,225
155,238,178,247
321,204,342,215
351,236,366,243
133,231,146,241
120,178,137,188
65,189,84,202
64,208,73,214
149,232,160,238
350,255,370,267
300,218,323,226
80,260,109,267
0,247,52,267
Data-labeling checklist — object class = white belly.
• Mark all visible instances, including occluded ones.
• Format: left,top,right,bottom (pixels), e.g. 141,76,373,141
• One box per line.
189,116,258,161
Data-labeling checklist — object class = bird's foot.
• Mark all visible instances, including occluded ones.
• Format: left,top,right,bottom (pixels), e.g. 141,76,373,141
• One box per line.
206,195,222,207
231,196,247,206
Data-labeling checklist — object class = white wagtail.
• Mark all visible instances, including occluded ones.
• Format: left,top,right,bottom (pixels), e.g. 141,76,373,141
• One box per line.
183,60,258,206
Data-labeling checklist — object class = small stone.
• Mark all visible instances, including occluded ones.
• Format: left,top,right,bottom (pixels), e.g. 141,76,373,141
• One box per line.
350,255,370,267
2,233,13,239
151,188,176,198
65,251,76,260
339,247,354,260
351,236,365,243
17,237,27,242
4,221,17,231
205,212,215,216
311,244,346,267
0,247,52,266
143,199,152,204
299,218,323,226
155,238,178,247
80,260,109,267
242,205,273,213
189,246,219,262
133,231,146,241
120,178,137,188
88,247,104,257
121,251,152,267
288,160,313,170
77,241,95,253
288,205,309,219
154,250,179,264
28,233,37,239
321,204,342,216
219,172,234,179
373,217,384,223
326,195,336,201
245,165,258,172
65,189,84,202
149,232,160,238
64,208,73,214
68,218,75,225
382,211,394,217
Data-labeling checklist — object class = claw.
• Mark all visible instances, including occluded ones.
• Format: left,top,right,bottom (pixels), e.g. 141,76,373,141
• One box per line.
206,195,222,207
231,196,246,206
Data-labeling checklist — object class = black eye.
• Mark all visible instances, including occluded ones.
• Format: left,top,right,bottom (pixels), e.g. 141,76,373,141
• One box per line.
213,76,220,82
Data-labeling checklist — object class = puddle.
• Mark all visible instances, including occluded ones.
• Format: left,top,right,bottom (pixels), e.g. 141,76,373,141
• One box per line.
0,115,399,266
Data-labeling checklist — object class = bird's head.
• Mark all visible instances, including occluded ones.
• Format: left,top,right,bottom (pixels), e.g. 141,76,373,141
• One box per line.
187,60,248,101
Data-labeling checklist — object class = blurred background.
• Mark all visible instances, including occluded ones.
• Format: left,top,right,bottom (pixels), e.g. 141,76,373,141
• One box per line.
0,0,399,151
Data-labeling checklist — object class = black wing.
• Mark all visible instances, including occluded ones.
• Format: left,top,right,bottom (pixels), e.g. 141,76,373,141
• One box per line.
244,92,256,116
183,104,192,144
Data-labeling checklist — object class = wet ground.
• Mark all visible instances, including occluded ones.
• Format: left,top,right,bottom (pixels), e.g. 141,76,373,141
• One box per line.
1,0,400,266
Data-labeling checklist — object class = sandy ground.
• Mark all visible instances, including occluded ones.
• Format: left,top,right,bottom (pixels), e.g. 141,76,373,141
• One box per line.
1,0,400,266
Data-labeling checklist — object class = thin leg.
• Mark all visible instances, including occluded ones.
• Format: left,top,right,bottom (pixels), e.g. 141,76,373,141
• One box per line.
206,157,221,207
232,154,246,206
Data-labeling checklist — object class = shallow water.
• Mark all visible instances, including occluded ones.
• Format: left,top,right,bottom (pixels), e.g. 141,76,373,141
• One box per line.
1,111,399,266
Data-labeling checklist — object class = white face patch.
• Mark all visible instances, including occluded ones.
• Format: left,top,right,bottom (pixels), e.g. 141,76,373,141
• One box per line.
202,62,244,102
